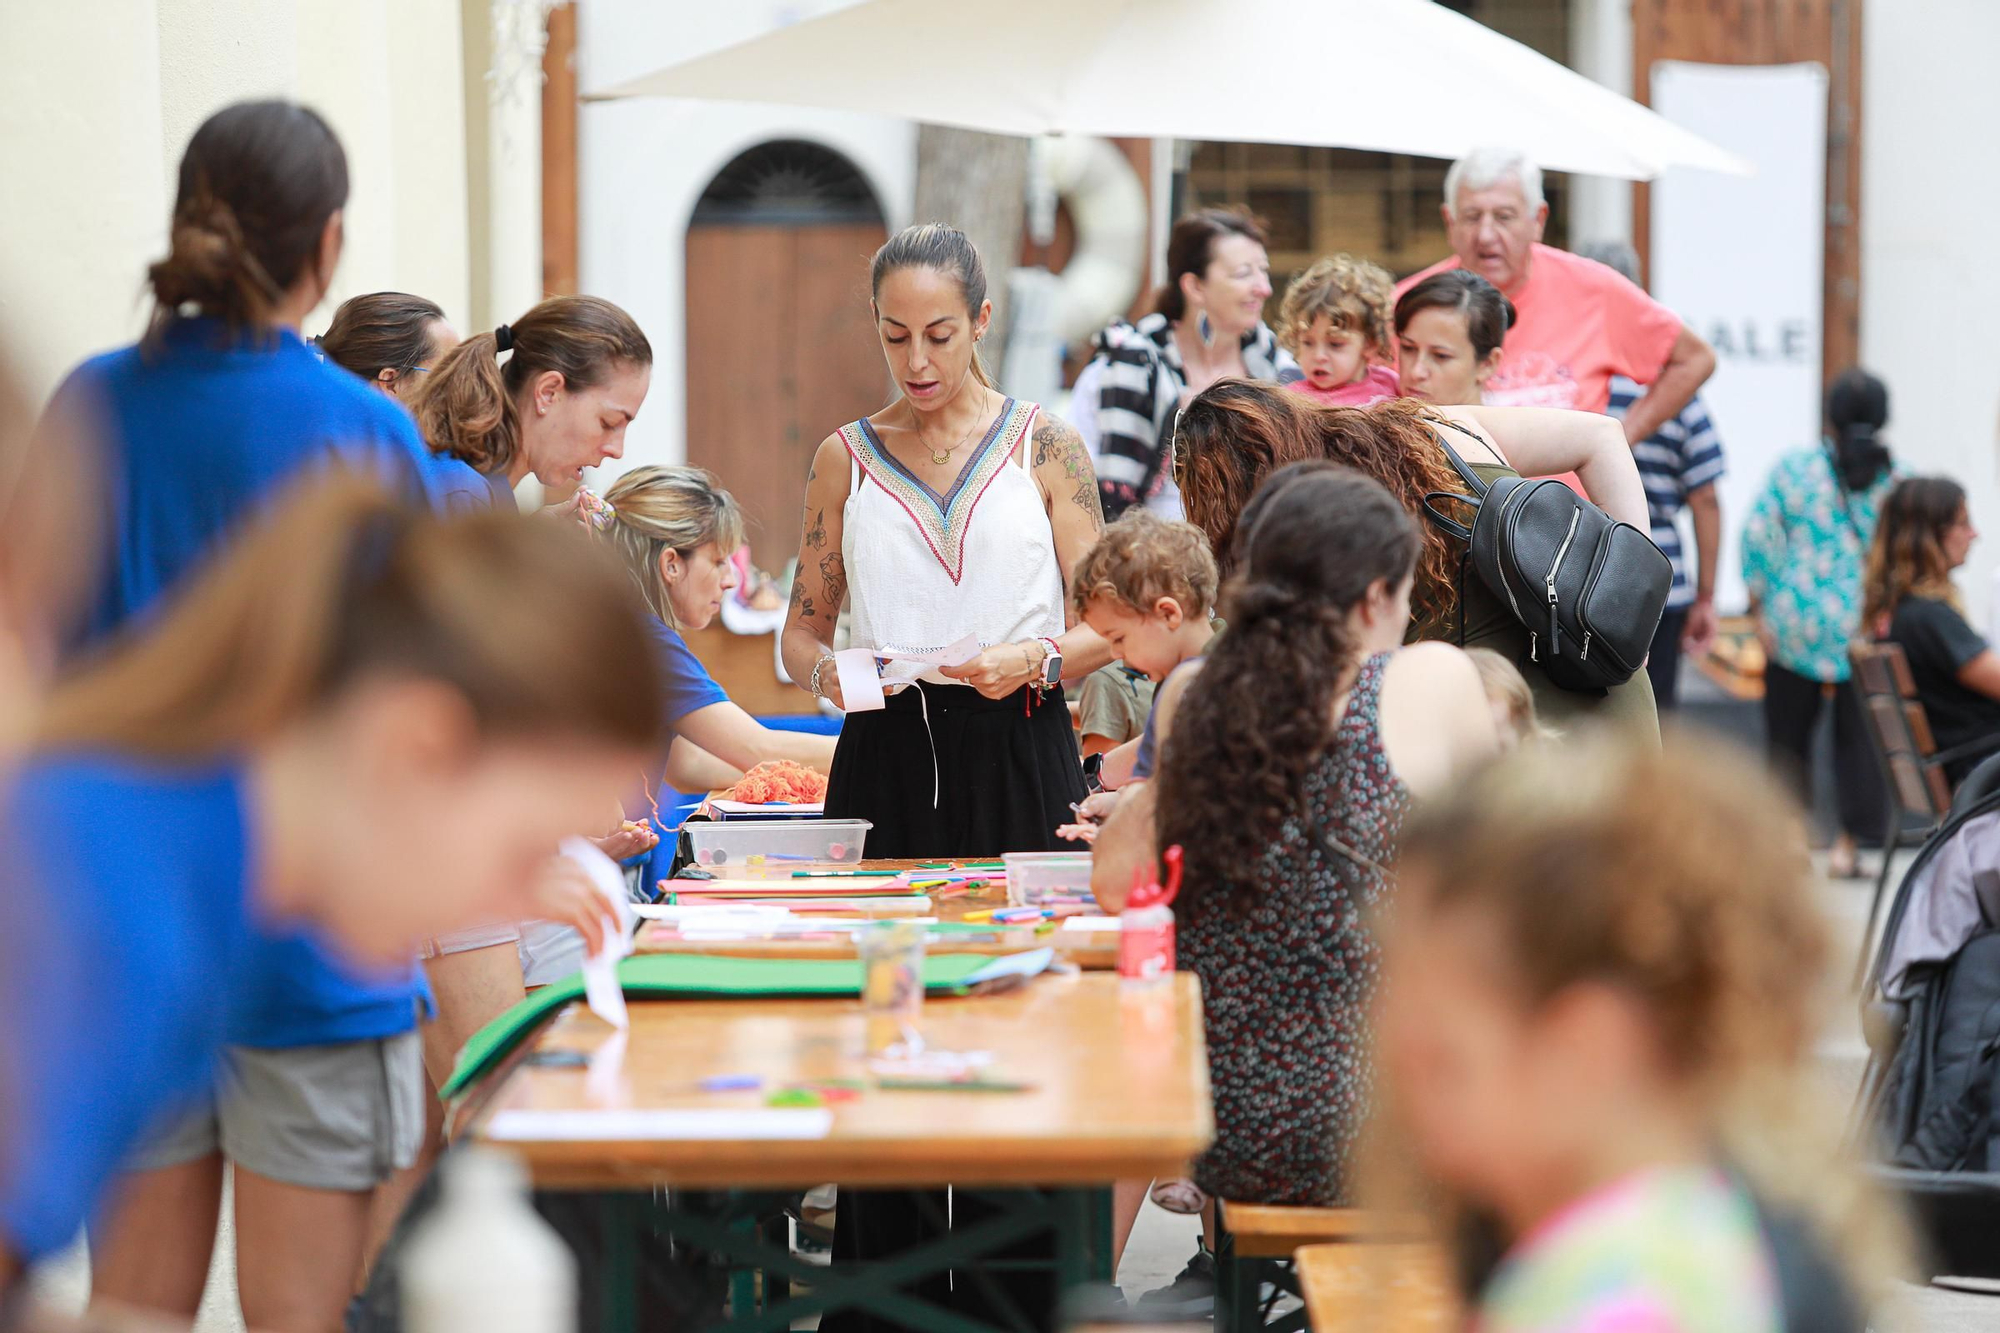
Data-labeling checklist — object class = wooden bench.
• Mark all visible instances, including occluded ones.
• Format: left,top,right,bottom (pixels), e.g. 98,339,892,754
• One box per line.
1293,1242,1458,1333
1216,1201,1426,1331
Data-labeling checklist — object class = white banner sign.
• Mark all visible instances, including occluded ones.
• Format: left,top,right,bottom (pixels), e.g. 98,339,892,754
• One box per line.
1651,61,1827,612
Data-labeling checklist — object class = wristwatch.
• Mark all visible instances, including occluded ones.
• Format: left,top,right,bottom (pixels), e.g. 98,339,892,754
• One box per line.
1033,636,1063,688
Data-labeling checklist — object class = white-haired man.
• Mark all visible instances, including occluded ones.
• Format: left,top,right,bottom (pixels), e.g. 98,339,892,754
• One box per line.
1398,148,1715,445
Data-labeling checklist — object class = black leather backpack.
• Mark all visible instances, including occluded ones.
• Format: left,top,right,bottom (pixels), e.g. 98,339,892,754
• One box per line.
1421,421,1670,692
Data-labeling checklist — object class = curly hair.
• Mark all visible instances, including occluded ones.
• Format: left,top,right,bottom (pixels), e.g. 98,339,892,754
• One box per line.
1393,732,1913,1307
1173,381,1469,628
1861,475,1966,634
1277,254,1396,363
1069,510,1218,620
1155,464,1419,915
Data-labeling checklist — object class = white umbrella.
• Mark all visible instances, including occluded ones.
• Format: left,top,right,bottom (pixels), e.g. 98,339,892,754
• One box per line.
591,0,1750,181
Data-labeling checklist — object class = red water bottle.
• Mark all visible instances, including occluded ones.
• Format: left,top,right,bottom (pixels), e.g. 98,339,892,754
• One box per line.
1119,844,1183,987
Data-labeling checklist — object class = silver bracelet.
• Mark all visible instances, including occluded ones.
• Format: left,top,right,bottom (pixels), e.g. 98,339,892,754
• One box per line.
809,653,836,699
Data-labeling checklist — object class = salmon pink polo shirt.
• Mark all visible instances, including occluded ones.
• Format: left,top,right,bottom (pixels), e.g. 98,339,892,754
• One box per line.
1397,243,1682,415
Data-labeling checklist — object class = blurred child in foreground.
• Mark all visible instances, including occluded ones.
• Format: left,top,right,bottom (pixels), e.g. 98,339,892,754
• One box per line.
1380,733,1906,1331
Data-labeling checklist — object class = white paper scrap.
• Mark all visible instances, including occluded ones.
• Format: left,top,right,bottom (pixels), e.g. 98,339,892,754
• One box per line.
1060,915,1123,933
559,836,634,1031
832,634,984,712
485,1107,833,1141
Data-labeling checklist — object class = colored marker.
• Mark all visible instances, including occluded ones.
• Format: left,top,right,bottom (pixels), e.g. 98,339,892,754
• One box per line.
793,869,901,878
699,1074,764,1091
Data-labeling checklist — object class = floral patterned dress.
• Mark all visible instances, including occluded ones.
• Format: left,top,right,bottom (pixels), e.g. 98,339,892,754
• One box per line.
1740,442,1896,684
1178,652,1409,1205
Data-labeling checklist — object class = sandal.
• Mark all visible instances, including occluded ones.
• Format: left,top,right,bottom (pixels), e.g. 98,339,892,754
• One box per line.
1149,1177,1210,1215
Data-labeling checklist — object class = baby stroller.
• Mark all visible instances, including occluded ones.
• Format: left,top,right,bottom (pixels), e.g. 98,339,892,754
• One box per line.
1851,751,2000,1281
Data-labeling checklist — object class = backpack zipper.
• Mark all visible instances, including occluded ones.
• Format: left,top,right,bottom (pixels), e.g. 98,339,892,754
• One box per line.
1494,483,1534,623
1544,507,1581,656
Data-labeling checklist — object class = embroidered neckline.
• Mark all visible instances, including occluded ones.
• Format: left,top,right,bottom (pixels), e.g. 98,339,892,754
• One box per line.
843,399,1037,586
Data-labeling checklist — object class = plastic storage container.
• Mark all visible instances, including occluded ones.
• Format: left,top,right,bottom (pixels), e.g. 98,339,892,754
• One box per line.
685,818,872,867
1002,851,1095,906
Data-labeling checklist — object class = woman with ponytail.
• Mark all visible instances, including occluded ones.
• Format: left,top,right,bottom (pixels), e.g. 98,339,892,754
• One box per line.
1139,464,1495,1212
782,223,1113,1332
408,294,651,510
1742,367,1898,875
41,100,442,650
0,474,665,1318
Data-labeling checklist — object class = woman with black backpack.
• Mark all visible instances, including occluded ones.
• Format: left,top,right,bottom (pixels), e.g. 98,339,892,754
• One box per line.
1172,383,1660,739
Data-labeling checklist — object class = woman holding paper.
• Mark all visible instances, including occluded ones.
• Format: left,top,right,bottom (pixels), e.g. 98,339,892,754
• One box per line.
781,224,1112,860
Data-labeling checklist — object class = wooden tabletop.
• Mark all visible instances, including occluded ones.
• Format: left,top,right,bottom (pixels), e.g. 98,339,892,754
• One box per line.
1294,1243,1460,1333
466,971,1211,1191
636,857,1120,969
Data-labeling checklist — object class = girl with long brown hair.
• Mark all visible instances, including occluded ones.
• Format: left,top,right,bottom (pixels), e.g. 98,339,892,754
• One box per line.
1863,475,2000,785
1145,465,1495,1213
1171,381,1659,737
0,474,664,1321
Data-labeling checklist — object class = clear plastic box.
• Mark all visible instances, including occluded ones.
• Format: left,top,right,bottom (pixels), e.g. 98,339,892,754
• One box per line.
1002,851,1095,906
685,819,872,867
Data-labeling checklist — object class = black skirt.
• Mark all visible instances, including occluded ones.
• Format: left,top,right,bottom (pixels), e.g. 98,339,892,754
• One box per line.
824,681,1085,859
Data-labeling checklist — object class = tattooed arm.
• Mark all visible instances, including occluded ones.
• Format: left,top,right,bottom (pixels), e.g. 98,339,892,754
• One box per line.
779,433,854,708
1030,411,1115,676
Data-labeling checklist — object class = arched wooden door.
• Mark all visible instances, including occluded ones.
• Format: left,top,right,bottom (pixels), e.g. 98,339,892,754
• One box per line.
685,141,889,572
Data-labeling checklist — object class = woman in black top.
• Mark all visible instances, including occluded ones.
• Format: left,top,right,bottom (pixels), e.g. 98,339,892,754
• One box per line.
1862,476,2000,784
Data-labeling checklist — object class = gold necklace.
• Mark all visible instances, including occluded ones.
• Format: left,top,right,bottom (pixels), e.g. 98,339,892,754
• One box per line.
914,396,985,466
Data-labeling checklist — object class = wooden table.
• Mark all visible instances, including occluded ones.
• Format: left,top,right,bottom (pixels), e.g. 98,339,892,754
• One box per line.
636,857,1121,970
1294,1243,1459,1333
465,972,1210,1330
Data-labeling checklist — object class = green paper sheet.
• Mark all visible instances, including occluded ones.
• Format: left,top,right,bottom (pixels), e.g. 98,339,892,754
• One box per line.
442,950,1008,1100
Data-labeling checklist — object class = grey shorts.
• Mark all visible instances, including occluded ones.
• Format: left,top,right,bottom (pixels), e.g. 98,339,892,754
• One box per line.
419,922,523,960
130,1031,426,1191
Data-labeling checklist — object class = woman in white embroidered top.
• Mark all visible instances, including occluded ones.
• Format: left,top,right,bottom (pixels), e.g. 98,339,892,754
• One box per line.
781,224,1112,864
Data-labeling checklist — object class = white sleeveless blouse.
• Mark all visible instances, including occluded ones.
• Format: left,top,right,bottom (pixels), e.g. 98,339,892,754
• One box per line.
839,398,1065,686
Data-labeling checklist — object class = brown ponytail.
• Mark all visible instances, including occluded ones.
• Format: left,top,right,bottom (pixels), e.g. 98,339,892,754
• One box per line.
409,295,651,475
39,471,666,759
144,100,349,348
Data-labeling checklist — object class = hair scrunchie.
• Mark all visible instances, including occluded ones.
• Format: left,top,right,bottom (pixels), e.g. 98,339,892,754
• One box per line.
493,323,514,353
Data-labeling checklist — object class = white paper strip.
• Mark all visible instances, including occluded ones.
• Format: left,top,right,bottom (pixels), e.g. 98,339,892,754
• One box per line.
832,635,985,712
558,837,634,1031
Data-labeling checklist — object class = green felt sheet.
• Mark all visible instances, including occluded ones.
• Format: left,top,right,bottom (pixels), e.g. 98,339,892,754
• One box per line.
440,951,1002,1100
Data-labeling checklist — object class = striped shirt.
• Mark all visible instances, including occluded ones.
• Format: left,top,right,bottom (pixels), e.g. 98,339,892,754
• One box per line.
1080,312,1299,519
1605,377,1726,610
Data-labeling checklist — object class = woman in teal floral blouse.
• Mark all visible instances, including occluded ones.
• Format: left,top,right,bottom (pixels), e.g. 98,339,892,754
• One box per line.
1741,369,1895,876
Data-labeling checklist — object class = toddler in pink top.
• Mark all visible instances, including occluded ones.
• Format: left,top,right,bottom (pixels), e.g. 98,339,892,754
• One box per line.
1278,254,1401,407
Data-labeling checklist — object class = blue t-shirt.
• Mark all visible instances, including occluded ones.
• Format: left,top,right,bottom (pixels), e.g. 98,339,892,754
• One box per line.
430,455,518,512
1131,657,1204,782
50,317,434,1047
0,757,252,1262
638,617,732,886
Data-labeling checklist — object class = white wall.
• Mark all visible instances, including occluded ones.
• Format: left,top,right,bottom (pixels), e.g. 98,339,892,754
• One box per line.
1860,1,2000,627
0,0,477,403
577,0,915,472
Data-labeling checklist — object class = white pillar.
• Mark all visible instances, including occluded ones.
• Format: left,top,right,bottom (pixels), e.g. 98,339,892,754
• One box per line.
1566,0,1634,249
462,0,547,334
